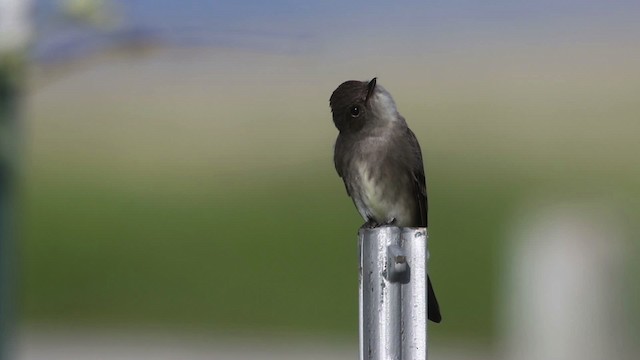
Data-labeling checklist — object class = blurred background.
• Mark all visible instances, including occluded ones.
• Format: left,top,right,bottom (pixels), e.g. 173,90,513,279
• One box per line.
1,0,639,359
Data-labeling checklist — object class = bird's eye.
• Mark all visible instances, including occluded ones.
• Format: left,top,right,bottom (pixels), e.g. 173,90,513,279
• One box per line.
350,105,361,118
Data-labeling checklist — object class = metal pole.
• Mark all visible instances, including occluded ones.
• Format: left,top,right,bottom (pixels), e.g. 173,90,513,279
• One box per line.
400,228,429,360
359,226,429,360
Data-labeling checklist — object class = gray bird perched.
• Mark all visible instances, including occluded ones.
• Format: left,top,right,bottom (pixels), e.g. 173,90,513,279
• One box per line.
330,78,442,323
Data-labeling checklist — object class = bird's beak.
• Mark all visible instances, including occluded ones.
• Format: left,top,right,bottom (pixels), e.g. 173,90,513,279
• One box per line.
365,77,377,103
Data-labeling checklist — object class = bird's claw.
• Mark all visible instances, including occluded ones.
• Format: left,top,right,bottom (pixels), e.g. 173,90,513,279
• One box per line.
361,220,380,229
360,218,396,229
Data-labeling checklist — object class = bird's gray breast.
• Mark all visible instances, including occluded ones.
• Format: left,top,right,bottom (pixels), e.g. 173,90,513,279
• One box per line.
346,137,415,226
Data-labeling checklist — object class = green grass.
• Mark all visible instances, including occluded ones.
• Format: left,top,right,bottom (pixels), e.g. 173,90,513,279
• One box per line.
20,157,565,344
22,165,360,332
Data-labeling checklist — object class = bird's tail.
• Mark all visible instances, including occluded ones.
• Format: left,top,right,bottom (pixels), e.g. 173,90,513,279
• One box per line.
427,275,442,323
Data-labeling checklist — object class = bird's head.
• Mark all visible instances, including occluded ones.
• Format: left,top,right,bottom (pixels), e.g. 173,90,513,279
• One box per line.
329,78,399,133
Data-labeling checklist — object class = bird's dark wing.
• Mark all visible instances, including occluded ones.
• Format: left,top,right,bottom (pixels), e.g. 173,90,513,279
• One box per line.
333,135,351,197
406,128,441,322
406,128,428,227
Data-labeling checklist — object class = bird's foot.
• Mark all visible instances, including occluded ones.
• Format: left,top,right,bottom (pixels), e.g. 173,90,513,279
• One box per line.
360,218,397,229
360,219,380,229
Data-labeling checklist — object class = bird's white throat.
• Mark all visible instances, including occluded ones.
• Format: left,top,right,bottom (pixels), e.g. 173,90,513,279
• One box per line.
370,88,399,122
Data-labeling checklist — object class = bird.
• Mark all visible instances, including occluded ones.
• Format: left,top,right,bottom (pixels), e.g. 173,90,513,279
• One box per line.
329,78,442,323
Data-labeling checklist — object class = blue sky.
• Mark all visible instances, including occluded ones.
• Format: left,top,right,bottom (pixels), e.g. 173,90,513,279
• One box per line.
33,0,640,63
